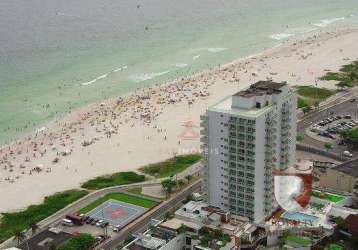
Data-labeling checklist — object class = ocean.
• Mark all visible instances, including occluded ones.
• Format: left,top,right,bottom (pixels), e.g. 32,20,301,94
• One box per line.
1,0,358,144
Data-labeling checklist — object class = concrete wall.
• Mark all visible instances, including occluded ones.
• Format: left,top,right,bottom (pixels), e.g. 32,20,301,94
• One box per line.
207,110,229,208
160,234,185,250
254,114,266,222
319,169,355,193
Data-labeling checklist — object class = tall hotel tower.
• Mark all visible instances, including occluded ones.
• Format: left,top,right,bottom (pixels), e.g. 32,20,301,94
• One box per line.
201,81,297,222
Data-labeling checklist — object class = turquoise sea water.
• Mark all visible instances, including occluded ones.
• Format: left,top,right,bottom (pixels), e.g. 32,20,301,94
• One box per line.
1,0,358,144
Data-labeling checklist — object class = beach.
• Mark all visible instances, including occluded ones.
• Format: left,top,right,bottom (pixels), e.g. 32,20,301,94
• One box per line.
1,26,358,213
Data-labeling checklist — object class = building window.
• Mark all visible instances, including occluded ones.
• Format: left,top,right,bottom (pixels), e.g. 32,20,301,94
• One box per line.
186,237,192,245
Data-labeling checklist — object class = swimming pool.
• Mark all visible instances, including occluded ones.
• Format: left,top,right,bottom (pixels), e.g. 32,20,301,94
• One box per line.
282,211,318,223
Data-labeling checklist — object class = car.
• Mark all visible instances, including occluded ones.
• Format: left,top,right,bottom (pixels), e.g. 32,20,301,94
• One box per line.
61,219,74,227
113,225,122,232
338,140,345,145
348,122,355,127
91,219,97,225
95,235,105,242
96,220,104,227
85,217,92,224
344,125,352,130
343,151,353,157
350,98,356,102
344,115,352,119
336,115,342,119
101,222,109,228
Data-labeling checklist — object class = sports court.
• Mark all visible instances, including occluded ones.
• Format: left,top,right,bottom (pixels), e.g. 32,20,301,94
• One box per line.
86,199,147,226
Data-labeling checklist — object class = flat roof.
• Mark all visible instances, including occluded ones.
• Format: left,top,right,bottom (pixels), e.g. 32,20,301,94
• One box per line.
331,158,358,178
234,81,286,97
160,218,202,231
208,95,273,118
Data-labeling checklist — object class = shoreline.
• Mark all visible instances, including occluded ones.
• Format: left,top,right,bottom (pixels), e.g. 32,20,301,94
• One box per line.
1,24,358,213
0,24,352,150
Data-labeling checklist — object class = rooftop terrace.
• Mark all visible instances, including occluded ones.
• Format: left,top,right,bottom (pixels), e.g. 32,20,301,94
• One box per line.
234,81,286,97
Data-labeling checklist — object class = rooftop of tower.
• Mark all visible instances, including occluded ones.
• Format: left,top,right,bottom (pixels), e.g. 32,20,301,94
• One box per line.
234,81,287,97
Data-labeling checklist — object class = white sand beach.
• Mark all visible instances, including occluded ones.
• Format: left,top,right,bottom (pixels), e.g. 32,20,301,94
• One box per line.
1,26,358,213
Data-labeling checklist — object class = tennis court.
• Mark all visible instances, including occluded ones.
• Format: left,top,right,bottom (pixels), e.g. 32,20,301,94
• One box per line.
86,199,147,226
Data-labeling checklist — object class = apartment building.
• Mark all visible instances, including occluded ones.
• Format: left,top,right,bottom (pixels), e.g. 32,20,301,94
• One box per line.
201,81,297,222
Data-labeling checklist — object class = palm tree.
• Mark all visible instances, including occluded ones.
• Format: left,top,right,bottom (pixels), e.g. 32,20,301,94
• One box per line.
185,175,192,183
48,242,57,250
30,222,39,236
14,229,26,246
103,223,109,238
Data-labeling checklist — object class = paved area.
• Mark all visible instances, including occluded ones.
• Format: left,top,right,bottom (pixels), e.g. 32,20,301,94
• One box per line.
298,94,358,158
296,150,341,163
87,200,146,226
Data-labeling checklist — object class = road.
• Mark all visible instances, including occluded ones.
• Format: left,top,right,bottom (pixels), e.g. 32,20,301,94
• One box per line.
99,179,202,250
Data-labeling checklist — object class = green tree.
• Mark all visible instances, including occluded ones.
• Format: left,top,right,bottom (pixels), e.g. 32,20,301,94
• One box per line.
341,128,358,148
161,179,176,198
178,224,188,234
324,142,333,151
296,133,305,142
314,101,320,110
30,222,39,236
185,175,192,183
14,229,26,245
302,106,312,115
48,242,57,250
178,179,185,187
57,234,95,250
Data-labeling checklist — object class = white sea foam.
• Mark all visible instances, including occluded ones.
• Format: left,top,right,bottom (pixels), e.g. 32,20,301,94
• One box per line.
81,73,109,86
129,71,170,83
207,47,228,53
81,66,127,86
193,55,200,60
313,17,345,27
113,65,128,72
269,33,294,41
175,63,188,68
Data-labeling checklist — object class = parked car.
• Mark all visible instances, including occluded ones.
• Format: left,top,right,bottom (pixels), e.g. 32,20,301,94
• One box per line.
113,225,122,232
86,218,92,224
61,219,74,227
344,115,352,119
101,222,109,228
343,151,353,157
338,140,345,146
96,220,104,227
348,122,355,127
95,235,105,243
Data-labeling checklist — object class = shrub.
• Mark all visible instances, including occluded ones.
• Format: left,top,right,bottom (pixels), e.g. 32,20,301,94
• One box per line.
81,171,145,190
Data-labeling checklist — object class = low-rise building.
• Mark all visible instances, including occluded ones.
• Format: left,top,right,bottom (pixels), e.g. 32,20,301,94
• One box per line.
319,158,358,195
123,201,268,250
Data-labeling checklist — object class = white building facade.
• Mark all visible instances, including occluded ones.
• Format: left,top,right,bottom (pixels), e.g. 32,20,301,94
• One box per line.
201,81,297,223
